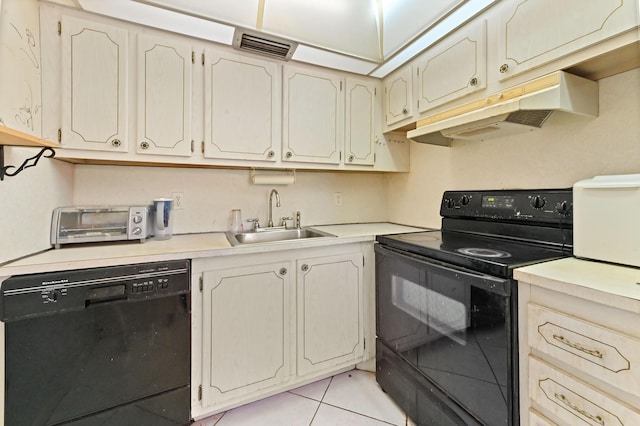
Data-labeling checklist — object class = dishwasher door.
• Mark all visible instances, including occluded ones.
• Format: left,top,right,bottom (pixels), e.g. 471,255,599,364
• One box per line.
1,260,191,426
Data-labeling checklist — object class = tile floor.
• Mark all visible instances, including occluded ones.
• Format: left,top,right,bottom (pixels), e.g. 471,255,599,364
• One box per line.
193,369,414,426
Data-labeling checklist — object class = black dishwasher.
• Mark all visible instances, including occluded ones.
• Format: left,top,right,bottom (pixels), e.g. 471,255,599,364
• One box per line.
0,259,191,426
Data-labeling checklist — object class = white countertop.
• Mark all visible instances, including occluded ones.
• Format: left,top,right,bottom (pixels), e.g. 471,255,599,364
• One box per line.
0,222,424,276
515,257,640,313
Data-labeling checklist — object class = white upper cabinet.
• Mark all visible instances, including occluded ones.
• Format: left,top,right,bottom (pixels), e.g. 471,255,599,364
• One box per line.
345,77,377,166
496,0,639,80
61,15,128,152
283,64,343,165
137,34,192,156
204,51,280,162
383,65,413,128
417,20,487,113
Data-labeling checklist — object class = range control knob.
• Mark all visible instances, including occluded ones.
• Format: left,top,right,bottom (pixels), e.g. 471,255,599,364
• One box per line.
555,201,571,215
530,195,546,209
460,195,470,206
445,198,456,209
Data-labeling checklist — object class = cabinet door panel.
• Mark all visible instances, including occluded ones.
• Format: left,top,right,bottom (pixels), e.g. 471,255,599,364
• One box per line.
345,77,376,166
205,52,279,161
137,35,191,156
296,253,364,376
418,21,486,113
201,263,291,406
528,303,640,397
61,16,127,151
529,357,640,425
497,0,638,79
383,66,412,127
283,65,342,164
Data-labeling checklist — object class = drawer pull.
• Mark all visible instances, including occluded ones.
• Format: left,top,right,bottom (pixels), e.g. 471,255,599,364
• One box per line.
554,393,604,425
553,334,603,359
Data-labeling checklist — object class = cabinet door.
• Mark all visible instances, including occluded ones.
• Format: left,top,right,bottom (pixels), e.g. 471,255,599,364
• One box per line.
417,20,486,113
204,51,280,162
383,65,413,127
201,262,292,406
136,34,192,156
496,0,639,80
61,15,128,152
296,253,364,376
283,65,342,165
345,77,376,166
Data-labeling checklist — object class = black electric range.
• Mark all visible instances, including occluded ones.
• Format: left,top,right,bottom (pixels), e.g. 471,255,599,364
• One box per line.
375,189,573,426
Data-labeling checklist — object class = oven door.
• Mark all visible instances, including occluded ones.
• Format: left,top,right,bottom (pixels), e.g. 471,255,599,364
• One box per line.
375,244,517,426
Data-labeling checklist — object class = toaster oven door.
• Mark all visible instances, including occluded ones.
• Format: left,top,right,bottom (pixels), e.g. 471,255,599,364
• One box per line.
54,207,130,245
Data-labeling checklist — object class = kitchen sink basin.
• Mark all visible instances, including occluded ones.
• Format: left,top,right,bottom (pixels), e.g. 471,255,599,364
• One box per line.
226,227,336,246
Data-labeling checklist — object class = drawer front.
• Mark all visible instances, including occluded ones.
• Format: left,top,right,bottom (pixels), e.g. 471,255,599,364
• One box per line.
530,357,640,426
528,303,640,396
529,409,556,426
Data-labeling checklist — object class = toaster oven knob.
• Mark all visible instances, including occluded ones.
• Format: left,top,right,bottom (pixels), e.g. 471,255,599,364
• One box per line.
132,227,143,236
133,215,143,224
530,195,546,209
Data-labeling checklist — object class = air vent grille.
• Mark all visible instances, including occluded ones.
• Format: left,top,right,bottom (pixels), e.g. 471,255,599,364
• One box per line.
233,29,297,61
505,110,553,128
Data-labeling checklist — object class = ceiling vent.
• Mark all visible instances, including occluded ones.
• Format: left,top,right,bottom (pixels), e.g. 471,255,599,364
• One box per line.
233,29,297,61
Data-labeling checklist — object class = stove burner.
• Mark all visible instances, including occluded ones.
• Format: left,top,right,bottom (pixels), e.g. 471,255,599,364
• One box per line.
457,247,512,258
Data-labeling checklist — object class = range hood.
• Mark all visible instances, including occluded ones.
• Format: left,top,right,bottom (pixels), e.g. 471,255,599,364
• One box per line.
407,71,599,146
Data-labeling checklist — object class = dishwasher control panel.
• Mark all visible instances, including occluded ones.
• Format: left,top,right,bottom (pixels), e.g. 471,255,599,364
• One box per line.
0,259,190,322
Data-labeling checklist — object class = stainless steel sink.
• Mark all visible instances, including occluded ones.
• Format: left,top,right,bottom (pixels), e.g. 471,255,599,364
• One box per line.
226,227,335,246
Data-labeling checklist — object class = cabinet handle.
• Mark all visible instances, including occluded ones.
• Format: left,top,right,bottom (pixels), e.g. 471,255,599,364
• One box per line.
554,393,604,425
469,77,478,86
552,334,603,359
111,139,121,147
140,141,149,150
279,268,287,276
285,151,293,159
402,107,409,114
499,64,509,73
348,154,354,162
267,150,275,158
301,264,309,272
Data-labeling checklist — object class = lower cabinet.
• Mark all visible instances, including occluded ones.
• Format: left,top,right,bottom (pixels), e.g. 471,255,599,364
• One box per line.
191,244,367,417
517,261,640,426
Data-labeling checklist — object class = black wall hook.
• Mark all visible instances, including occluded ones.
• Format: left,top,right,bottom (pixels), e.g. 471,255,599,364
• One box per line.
0,146,56,181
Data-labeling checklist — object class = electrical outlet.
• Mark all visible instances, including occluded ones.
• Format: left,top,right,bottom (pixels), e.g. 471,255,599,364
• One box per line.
334,192,343,206
172,192,185,210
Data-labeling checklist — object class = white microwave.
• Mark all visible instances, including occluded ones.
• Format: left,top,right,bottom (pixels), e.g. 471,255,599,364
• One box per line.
573,174,640,268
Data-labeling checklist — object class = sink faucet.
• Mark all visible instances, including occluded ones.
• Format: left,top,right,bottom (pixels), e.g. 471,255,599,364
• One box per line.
267,189,281,227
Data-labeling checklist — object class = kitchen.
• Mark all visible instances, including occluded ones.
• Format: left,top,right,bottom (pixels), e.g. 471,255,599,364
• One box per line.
1,0,640,425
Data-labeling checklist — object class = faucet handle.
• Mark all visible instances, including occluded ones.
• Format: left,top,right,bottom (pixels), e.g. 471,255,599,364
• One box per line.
280,216,293,227
247,218,260,230
295,211,301,229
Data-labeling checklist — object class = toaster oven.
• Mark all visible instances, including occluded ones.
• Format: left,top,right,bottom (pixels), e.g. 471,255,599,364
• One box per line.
51,205,151,248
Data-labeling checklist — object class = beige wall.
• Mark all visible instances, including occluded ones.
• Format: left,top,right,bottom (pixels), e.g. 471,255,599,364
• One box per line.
73,166,390,234
387,68,640,228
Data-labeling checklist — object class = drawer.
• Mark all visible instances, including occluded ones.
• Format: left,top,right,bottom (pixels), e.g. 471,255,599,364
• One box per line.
528,303,640,396
529,356,640,426
529,409,556,426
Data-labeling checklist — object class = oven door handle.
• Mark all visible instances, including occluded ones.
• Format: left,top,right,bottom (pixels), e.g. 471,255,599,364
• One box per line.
375,243,510,294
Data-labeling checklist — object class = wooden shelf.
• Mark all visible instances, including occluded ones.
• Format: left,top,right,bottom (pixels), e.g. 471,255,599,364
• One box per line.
0,126,60,148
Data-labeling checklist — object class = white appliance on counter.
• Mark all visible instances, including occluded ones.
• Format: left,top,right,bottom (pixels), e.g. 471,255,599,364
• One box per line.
574,174,640,268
